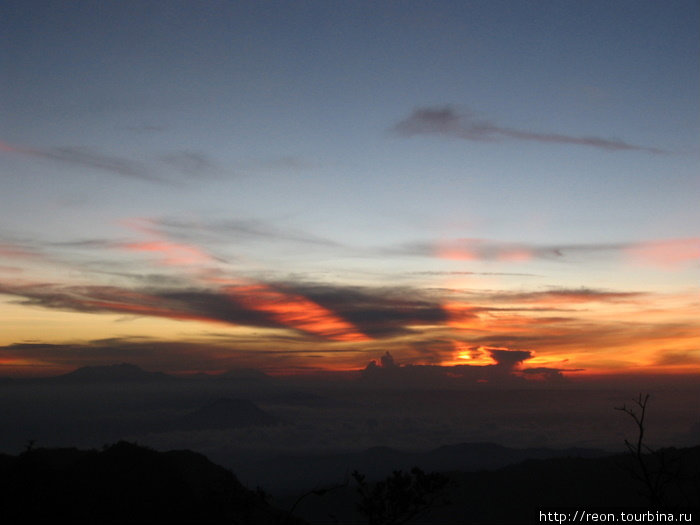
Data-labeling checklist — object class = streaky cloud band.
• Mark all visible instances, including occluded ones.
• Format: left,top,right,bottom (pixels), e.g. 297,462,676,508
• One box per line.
392,106,668,154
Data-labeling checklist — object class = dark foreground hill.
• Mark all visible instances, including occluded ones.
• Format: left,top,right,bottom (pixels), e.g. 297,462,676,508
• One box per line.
0,441,304,525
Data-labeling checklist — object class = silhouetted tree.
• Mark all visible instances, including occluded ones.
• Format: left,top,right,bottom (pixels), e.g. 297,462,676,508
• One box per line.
352,467,450,525
615,393,677,506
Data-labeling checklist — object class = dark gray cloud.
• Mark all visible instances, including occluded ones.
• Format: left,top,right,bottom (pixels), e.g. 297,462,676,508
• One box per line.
0,280,448,340
489,349,532,369
0,282,278,329
279,282,448,337
392,106,667,154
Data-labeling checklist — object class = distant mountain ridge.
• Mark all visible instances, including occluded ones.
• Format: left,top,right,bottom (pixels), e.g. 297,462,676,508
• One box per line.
13,363,278,386
230,440,610,493
53,363,175,383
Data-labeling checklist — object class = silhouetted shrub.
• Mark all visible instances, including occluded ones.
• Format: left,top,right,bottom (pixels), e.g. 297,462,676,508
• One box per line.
352,467,450,525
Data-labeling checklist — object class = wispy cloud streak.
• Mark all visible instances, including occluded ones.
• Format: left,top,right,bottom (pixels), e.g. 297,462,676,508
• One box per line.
1,139,160,182
392,106,667,154
393,237,699,267
157,217,340,247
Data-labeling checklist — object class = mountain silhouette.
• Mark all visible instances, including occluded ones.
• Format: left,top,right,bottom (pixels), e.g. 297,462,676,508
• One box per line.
53,363,174,384
172,398,279,431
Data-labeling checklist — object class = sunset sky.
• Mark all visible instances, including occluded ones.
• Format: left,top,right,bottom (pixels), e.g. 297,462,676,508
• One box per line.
1,1,698,378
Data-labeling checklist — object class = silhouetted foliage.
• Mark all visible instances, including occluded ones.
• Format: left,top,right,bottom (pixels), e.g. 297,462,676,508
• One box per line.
352,467,450,525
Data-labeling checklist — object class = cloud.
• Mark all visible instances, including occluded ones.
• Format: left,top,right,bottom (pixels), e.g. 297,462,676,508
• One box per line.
0,281,271,327
279,282,448,337
392,238,566,262
119,240,222,267
1,139,160,182
626,238,700,268
0,242,39,259
0,280,372,341
358,346,571,386
0,272,454,342
392,106,667,153
0,339,254,375
159,151,217,176
519,367,575,382
217,281,370,342
392,236,698,269
126,124,166,134
411,270,539,277
654,349,700,366
106,223,372,341
484,288,647,305
434,239,559,262
244,155,316,172
488,348,532,369
157,217,340,248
